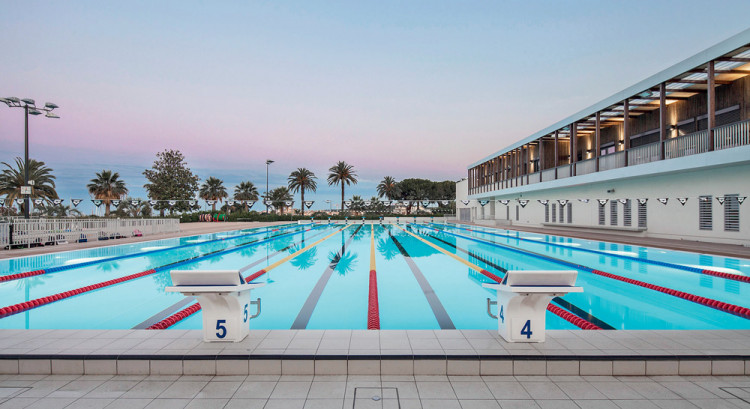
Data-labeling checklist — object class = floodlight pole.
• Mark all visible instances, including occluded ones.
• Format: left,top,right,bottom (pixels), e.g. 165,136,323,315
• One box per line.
1,98,60,219
265,159,274,214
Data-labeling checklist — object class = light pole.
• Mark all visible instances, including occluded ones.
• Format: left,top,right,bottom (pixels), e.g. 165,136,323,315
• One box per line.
325,200,331,212
265,159,274,214
1,97,60,219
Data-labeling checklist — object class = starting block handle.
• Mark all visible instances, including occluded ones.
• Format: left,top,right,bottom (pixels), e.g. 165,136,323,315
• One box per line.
249,298,261,320
486,298,498,319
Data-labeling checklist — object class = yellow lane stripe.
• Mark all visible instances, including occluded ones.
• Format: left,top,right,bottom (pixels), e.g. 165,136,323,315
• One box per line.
370,225,376,272
245,225,351,281
394,224,486,274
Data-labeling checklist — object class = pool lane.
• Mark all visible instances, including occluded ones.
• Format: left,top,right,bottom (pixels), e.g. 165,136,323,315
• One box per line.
418,224,750,330
0,226,328,329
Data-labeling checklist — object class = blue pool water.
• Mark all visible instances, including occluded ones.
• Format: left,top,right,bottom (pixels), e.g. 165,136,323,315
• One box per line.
1,222,748,330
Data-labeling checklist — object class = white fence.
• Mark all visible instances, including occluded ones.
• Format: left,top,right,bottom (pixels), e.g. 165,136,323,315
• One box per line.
599,151,625,171
4,218,180,249
0,223,8,250
576,158,597,175
665,130,710,159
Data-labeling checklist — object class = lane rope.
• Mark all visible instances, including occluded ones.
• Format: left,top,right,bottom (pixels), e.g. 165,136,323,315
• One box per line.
368,225,380,330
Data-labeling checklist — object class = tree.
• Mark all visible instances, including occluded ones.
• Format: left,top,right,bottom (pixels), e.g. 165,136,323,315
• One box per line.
268,186,292,214
199,177,228,212
234,181,259,212
143,150,200,216
393,178,457,214
87,170,128,217
327,161,358,213
377,176,398,200
114,197,152,218
34,203,82,218
288,168,317,215
0,157,58,214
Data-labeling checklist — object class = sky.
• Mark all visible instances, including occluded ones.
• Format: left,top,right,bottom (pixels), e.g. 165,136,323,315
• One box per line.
2,1,750,213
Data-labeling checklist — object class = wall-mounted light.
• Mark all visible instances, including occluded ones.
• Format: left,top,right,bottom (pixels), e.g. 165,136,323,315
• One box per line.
617,141,624,145
669,124,676,130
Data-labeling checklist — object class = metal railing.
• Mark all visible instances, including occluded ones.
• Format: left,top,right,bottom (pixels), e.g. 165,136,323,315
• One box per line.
5,218,180,249
541,168,556,182
599,151,625,171
527,171,541,184
664,129,709,159
714,118,750,150
0,222,8,249
628,142,661,166
557,164,571,179
576,158,597,175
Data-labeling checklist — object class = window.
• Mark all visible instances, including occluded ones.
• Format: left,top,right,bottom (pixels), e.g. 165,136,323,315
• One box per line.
599,202,606,225
638,201,647,228
544,203,549,223
725,194,739,232
551,204,557,223
559,204,565,224
623,199,632,227
515,205,519,221
699,195,712,230
506,206,509,220
567,203,572,224
610,201,618,226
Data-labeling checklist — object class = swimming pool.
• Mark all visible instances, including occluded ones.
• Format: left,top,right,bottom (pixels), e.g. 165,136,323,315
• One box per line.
1,222,748,331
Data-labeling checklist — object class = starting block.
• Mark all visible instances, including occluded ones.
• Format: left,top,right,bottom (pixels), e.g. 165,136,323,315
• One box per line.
483,270,582,343
166,270,264,342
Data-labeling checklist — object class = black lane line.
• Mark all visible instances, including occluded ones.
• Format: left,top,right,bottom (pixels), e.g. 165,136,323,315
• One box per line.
131,227,332,330
389,231,455,330
291,225,363,329
421,227,616,330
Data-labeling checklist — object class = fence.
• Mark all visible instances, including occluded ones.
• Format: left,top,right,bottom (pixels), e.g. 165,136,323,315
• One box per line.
714,118,750,150
664,129,710,159
0,222,8,249
3,218,180,249
628,142,661,166
576,158,597,175
599,151,625,171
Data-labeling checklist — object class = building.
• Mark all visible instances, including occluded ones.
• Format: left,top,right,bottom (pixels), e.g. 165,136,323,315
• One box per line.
459,29,750,245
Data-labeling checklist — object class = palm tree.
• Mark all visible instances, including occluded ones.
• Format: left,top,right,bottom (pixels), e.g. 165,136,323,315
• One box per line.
87,170,128,217
268,186,292,214
327,161,358,213
288,168,317,215
234,181,259,212
34,203,83,218
199,177,228,212
377,176,398,200
0,158,58,214
114,197,152,217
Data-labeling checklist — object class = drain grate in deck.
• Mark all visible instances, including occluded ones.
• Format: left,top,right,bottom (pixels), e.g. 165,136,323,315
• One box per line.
353,387,400,409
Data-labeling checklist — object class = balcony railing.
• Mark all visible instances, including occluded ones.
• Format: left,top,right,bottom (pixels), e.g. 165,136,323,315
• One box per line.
665,129,709,159
470,118,750,193
628,142,661,166
599,151,625,171
714,118,750,150
576,158,597,175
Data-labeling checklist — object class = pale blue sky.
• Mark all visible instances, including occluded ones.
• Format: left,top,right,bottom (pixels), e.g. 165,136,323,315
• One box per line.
2,1,750,212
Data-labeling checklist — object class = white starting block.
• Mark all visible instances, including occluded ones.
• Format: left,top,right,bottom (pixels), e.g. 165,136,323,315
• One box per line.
483,270,582,343
166,270,265,342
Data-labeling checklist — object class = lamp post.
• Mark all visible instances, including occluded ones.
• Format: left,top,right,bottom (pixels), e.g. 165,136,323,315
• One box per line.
325,199,332,212
0,97,60,219
265,159,274,214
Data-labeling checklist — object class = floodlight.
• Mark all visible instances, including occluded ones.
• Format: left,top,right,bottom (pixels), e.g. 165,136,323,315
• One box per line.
266,159,274,165
7,97,20,103
45,112,60,119
21,98,35,106
0,98,9,106
44,102,59,109
29,109,42,115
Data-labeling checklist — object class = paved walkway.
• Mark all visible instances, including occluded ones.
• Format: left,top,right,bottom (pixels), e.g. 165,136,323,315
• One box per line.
460,222,750,259
0,222,291,260
1,373,749,409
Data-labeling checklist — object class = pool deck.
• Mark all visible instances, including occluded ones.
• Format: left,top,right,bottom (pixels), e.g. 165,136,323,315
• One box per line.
0,222,292,260
1,329,749,377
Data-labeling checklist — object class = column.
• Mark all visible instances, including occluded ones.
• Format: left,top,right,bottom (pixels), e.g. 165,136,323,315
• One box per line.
571,123,577,176
659,83,666,160
595,112,601,172
707,60,715,151
554,130,559,179
623,99,630,166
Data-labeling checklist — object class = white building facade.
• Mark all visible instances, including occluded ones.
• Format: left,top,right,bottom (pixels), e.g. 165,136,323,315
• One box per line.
460,30,750,246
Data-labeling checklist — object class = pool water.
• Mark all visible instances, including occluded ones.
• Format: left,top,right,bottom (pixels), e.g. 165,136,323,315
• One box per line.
1,222,748,330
